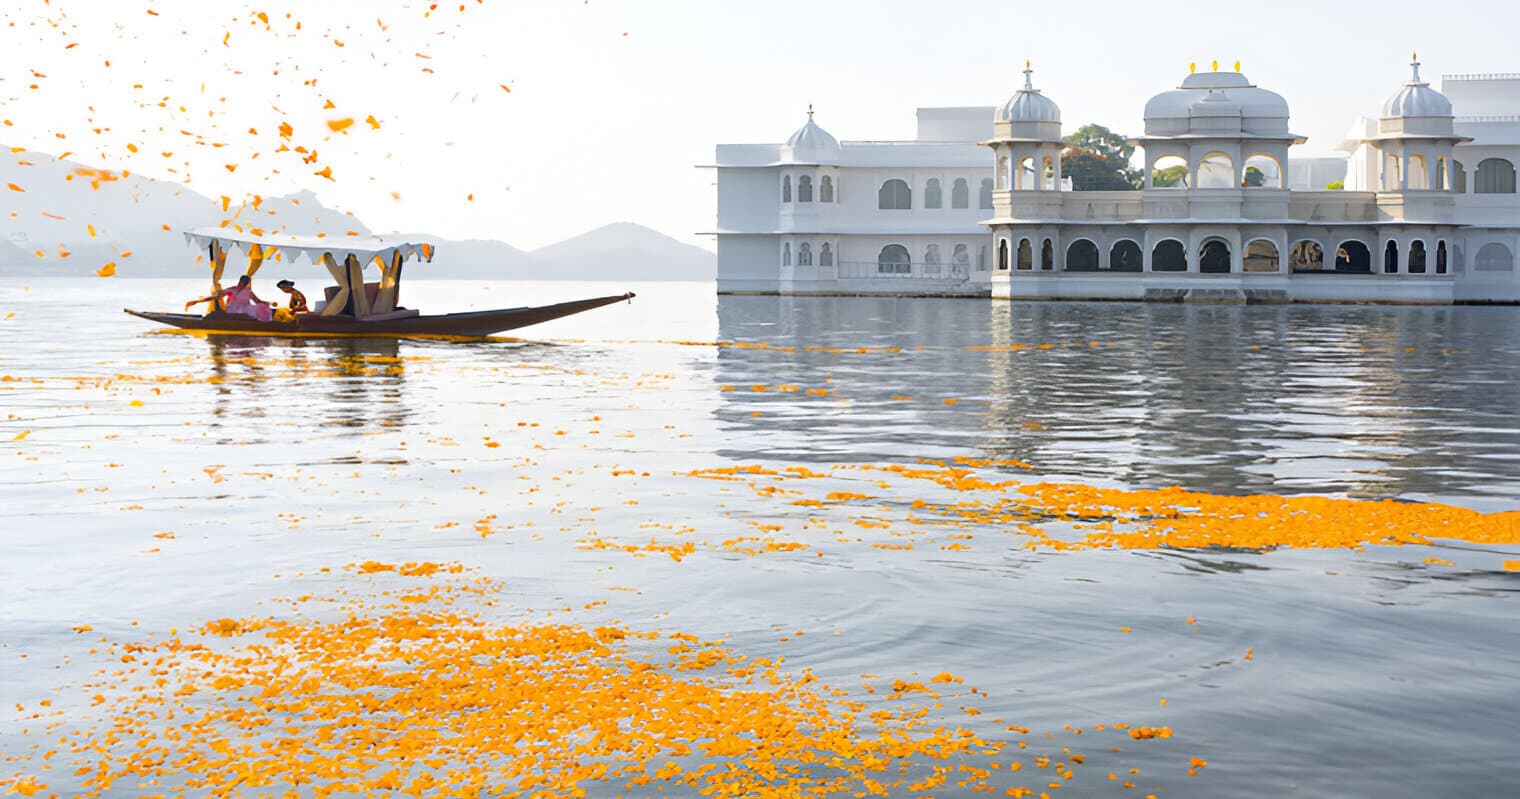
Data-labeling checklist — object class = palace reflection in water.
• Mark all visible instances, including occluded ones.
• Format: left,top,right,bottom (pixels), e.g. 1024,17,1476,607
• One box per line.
714,295,1520,505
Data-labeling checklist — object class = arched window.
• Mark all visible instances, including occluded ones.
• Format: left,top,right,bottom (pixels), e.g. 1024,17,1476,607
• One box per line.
1065,240,1099,271
1336,241,1371,272
979,179,994,209
1244,239,1279,272
798,242,812,266
1198,152,1235,189
924,179,943,209
1408,154,1429,190
1016,238,1032,270
1384,153,1402,191
1018,157,1036,190
1384,240,1399,273
1243,154,1282,188
1110,240,1142,272
1408,240,1427,274
820,243,833,266
1041,157,1056,190
953,244,971,274
1475,158,1517,194
798,175,813,203
1290,241,1324,271
781,175,791,203
998,239,1009,270
877,244,911,274
1201,239,1231,273
1152,240,1186,271
1475,242,1515,271
951,178,969,209
819,175,834,203
782,242,791,266
924,244,941,274
1151,155,1188,188
1040,238,1054,270
1435,240,1447,274
1454,160,1467,193
996,156,1009,189
878,179,911,210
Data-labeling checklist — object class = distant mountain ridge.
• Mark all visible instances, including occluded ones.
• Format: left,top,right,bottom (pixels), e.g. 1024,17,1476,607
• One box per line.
0,149,713,281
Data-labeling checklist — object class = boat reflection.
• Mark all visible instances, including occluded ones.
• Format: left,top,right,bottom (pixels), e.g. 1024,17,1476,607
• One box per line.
204,335,415,440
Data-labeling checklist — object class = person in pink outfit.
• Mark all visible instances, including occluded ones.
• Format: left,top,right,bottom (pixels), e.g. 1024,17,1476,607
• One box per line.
186,274,272,321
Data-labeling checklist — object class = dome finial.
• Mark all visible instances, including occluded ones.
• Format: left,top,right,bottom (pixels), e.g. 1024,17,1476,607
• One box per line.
807,103,814,119
1409,54,1423,85
1211,59,1218,72
1234,60,1241,72
1189,61,1196,74
1022,61,1035,91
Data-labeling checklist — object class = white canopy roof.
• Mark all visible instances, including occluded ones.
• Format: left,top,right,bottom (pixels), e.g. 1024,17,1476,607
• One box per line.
184,226,437,267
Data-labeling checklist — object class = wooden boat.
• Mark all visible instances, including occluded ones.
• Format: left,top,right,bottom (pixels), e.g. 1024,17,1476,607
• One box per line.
125,228,634,338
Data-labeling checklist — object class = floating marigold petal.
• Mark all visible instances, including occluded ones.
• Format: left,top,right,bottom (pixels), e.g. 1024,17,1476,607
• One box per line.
96,262,116,277
326,117,354,133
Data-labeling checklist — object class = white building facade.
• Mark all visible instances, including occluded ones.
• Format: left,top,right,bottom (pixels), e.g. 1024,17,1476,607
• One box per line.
704,107,999,295
709,58,1520,304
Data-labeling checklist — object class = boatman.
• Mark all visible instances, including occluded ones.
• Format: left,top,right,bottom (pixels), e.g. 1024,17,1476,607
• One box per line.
274,279,308,322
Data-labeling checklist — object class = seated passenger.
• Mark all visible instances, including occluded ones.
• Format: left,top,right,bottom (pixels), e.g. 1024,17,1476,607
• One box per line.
221,275,273,321
273,279,308,322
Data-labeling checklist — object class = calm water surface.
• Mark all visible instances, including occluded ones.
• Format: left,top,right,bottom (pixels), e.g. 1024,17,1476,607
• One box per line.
2,277,1518,797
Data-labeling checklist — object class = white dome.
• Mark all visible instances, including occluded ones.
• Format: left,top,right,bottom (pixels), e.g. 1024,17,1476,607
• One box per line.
784,109,839,156
1144,70,1289,120
1381,58,1452,118
996,66,1060,123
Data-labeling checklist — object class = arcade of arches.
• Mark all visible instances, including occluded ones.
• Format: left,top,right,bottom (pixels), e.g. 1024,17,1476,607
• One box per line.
985,233,1460,275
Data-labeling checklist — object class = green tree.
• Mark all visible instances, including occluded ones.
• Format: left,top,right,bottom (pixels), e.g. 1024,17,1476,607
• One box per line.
1061,124,1142,190
1151,165,1188,187
1324,180,1344,190
1244,165,1265,187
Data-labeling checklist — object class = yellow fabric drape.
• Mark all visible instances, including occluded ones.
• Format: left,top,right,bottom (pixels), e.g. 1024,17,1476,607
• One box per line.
345,254,372,317
373,251,402,314
318,253,349,317
209,241,227,294
245,243,265,278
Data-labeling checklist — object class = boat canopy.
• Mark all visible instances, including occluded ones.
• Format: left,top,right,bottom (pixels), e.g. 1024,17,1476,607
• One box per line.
186,227,437,319
184,227,435,269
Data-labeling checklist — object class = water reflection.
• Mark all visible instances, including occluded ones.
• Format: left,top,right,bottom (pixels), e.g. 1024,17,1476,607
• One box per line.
204,335,413,439
714,296,1520,505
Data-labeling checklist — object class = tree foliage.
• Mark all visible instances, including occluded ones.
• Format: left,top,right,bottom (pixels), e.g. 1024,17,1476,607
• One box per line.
1061,124,1142,190
1151,165,1188,188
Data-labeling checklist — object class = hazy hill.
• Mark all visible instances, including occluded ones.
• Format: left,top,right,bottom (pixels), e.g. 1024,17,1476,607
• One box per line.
521,222,714,281
1,149,714,282
0,149,369,277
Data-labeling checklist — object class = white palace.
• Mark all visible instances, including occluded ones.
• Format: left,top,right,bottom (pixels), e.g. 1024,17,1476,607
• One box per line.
704,57,1520,304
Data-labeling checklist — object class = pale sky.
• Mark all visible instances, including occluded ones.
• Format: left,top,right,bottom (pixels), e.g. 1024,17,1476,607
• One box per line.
3,0,1516,250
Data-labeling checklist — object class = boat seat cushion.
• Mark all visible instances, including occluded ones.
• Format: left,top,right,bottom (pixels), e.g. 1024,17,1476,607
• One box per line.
323,283,383,304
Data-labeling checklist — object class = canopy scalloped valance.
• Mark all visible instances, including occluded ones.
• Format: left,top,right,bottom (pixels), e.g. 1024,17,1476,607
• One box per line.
184,227,437,269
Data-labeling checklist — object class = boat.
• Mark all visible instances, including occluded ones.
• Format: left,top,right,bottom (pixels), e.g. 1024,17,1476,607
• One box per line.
125,228,634,338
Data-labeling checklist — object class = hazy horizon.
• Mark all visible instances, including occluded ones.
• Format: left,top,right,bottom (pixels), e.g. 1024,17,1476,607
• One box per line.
3,0,1516,251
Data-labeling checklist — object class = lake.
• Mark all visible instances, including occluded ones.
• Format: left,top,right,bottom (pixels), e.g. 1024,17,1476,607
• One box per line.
2,277,1518,798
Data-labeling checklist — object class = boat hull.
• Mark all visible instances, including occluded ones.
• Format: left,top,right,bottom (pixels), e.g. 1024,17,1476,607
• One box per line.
125,293,635,338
